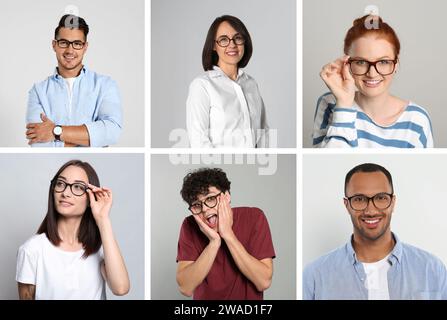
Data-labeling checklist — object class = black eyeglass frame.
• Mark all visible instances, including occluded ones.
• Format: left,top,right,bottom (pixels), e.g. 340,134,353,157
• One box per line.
347,58,398,76
52,179,90,196
54,38,86,50
344,192,394,211
188,192,223,215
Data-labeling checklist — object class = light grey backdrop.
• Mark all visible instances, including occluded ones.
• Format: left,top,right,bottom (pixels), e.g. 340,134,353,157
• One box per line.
0,0,144,147
303,0,447,147
151,154,296,299
151,0,296,148
303,154,447,270
0,154,144,300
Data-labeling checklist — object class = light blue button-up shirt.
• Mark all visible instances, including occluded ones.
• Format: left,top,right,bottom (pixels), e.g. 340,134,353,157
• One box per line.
26,66,122,147
303,233,447,300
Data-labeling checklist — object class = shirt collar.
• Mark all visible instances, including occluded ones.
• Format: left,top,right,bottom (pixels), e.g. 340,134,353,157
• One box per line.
211,65,245,81
53,65,87,80
346,232,402,265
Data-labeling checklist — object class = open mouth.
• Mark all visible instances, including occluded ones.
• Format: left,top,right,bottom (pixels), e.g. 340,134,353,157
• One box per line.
205,213,218,229
362,79,383,88
63,54,76,62
361,216,382,229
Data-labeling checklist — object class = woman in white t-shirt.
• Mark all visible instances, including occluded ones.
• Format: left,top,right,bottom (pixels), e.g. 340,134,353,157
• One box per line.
186,15,269,148
16,160,130,300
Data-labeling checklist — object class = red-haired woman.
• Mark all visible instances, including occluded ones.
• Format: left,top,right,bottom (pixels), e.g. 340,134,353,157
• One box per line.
313,15,433,148
16,160,130,299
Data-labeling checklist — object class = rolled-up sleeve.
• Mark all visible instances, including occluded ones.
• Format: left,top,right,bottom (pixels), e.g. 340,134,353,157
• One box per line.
85,79,123,147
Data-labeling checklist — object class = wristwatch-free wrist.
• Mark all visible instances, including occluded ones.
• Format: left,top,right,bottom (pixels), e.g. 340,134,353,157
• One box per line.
53,125,63,141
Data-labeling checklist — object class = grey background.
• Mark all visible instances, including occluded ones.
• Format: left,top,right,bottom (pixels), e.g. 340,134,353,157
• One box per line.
0,154,144,300
151,0,296,148
0,0,144,147
303,0,447,147
151,154,296,299
303,154,447,269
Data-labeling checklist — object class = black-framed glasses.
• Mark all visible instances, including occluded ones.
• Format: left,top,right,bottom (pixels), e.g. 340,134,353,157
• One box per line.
215,34,245,47
188,192,222,215
345,192,393,211
53,179,90,196
348,58,397,76
54,39,85,50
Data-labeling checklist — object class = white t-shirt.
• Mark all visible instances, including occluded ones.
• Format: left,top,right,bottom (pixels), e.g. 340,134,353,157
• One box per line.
16,233,106,300
64,77,76,114
362,254,391,300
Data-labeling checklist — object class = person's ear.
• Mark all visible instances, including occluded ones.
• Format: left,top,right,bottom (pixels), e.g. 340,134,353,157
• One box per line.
390,194,396,210
226,191,231,203
343,197,349,212
52,40,57,52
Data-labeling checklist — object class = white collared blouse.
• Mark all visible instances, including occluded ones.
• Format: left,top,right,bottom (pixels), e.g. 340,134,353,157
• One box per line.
186,66,268,148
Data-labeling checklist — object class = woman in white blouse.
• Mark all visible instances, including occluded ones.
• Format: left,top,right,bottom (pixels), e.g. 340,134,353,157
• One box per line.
16,160,130,299
187,15,268,148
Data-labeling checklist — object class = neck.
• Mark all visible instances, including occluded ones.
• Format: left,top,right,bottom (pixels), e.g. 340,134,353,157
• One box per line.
355,92,392,117
217,63,238,81
57,64,83,78
57,216,82,245
352,231,395,263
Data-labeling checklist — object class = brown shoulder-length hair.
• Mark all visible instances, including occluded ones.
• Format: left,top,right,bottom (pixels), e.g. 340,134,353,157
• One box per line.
37,160,101,258
202,15,253,71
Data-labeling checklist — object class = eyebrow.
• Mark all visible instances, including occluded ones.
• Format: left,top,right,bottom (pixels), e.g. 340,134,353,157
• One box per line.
57,175,88,184
217,32,241,38
346,192,391,197
55,38,84,42
192,192,219,204
350,56,393,60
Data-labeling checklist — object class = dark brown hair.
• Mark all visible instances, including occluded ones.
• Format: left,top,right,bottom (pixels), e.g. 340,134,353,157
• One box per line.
55,14,89,40
344,15,400,57
202,15,253,71
37,160,101,258
180,168,231,205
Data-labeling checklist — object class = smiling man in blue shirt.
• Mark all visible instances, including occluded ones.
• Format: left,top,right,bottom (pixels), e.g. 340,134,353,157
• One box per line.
25,14,122,147
304,163,447,300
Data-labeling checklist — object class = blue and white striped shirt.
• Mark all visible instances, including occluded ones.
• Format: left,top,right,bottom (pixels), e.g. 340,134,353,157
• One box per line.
313,93,433,148
303,233,447,300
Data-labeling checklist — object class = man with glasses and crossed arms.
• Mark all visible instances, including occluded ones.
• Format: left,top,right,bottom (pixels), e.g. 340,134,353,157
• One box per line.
304,163,447,300
25,14,122,147
176,167,275,299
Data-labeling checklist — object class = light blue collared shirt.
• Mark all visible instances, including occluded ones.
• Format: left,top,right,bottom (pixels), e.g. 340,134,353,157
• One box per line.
26,66,122,147
303,233,447,300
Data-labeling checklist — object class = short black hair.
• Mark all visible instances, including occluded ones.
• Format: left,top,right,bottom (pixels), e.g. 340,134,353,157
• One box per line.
55,14,89,40
180,168,231,205
344,163,394,195
202,15,253,71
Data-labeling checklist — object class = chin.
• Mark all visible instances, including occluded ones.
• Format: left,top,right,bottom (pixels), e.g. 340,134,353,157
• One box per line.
359,88,387,99
56,208,84,217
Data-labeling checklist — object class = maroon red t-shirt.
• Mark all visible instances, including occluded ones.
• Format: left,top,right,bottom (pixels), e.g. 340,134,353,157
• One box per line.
176,207,276,300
